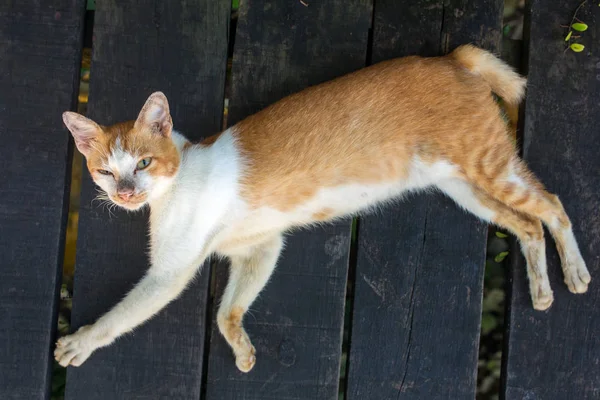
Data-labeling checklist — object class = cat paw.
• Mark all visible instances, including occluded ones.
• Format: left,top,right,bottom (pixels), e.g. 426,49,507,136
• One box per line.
235,345,256,373
531,284,554,311
564,257,591,294
54,325,98,367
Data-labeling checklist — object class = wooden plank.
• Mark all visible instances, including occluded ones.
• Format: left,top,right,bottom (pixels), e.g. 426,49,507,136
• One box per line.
346,1,503,398
0,1,85,398
503,2,600,398
205,1,372,399
64,1,229,398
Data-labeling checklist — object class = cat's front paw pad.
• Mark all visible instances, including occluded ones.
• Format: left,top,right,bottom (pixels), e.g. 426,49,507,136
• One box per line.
564,257,591,294
54,325,97,367
235,344,256,373
531,284,554,311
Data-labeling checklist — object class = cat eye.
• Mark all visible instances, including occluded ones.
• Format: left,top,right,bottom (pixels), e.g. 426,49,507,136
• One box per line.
136,157,152,170
97,169,113,176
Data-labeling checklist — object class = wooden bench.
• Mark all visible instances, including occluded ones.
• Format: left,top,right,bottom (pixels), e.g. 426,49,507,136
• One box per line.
1,0,598,399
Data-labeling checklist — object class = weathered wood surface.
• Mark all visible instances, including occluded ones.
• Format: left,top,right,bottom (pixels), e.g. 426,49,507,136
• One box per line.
205,1,371,399
503,1,600,398
65,1,229,398
346,1,503,399
0,1,85,398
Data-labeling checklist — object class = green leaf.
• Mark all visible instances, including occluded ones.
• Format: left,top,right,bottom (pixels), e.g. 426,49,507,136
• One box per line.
483,288,505,312
565,31,573,41
481,313,498,335
486,358,501,372
494,251,509,263
570,43,585,52
495,231,508,238
572,22,588,32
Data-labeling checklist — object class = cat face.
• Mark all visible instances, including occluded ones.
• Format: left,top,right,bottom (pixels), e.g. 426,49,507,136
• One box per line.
63,92,180,210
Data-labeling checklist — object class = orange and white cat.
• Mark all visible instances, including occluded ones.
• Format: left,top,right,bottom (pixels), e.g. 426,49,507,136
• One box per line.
55,45,590,372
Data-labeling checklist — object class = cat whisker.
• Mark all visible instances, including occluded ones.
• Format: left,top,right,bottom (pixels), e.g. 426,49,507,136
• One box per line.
92,194,111,206
92,196,118,219
105,203,117,219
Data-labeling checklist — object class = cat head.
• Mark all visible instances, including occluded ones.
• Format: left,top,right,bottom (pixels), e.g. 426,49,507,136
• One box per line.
63,92,180,211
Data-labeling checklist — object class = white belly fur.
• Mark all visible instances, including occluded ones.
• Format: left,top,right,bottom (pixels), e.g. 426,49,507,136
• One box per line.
214,158,458,255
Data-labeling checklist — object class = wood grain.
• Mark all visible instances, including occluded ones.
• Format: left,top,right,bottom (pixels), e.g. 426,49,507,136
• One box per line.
205,1,372,399
346,1,503,398
503,1,600,398
0,1,85,398
64,1,229,398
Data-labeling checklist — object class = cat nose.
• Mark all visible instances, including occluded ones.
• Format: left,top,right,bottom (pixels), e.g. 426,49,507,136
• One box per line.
117,189,134,201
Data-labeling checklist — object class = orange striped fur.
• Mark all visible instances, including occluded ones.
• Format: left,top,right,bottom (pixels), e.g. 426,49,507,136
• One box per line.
230,46,588,311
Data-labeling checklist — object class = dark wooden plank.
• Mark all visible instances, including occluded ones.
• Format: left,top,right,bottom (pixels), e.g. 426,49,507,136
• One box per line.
205,1,372,399
503,2,600,398
64,1,229,398
0,1,85,398
346,1,503,399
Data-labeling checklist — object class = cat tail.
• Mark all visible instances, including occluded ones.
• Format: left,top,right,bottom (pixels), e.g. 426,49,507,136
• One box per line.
451,44,526,105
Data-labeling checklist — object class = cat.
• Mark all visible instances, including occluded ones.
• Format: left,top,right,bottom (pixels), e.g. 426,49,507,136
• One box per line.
55,45,590,372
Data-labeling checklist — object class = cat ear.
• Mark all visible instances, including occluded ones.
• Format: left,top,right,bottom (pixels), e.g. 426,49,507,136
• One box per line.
62,111,103,157
134,91,173,138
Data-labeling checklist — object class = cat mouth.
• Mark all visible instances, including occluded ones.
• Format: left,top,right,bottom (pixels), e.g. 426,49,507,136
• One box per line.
112,193,148,209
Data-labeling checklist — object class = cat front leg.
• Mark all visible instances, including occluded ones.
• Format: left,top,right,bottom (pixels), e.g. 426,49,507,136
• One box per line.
217,234,283,372
54,253,203,367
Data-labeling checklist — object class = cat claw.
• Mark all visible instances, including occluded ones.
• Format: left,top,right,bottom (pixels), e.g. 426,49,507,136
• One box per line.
235,345,256,373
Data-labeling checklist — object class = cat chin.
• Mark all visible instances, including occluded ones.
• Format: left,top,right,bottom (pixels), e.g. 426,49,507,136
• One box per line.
120,203,147,211
113,200,148,211
125,205,146,212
